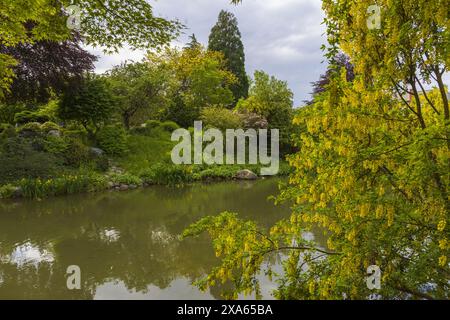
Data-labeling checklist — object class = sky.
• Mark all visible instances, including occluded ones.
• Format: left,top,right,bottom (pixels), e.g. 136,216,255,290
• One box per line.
88,0,328,107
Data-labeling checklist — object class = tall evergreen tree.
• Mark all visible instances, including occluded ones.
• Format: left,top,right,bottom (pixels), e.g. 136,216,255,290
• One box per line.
208,10,248,104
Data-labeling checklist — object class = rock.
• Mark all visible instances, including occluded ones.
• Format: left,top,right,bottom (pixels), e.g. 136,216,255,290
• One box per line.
107,181,114,189
119,184,129,191
47,130,61,137
235,169,258,180
109,165,124,174
90,147,104,157
129,184,137,190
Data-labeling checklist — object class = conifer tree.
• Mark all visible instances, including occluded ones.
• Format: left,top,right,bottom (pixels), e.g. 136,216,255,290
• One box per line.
208,10,249,104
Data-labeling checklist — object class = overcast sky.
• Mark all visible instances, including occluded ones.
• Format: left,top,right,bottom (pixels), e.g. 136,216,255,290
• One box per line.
88,0,328,106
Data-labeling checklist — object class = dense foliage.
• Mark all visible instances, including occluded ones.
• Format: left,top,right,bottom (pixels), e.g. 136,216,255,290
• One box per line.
148,46,237,127
0,0,182,98
0,34,96,104
237,71,294,153
184,0,449,300
58,75,116,137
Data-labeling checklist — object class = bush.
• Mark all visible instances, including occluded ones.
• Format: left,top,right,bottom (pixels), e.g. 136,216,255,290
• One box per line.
97,125,128,156
0,123,13,134
17,122,42,135
0,125,17,141
93,154,110,172
200,107,242,131
0,103,26,124
18,173,108,199
109,173,142,186
140,163,192,185
43,135,68,155
63,138,91,167
159,121,180,132
14,110,50,125
129,126,149,136
193,166,237,181
40,121,61,132
145,120,162,130
0,184,17,199
0,137,61,183
129,121,157,136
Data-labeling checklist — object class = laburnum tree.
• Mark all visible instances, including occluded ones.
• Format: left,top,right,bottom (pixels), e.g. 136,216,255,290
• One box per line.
184,0,449,299
305,53,355,105
208,10,249,104
0,0,182,99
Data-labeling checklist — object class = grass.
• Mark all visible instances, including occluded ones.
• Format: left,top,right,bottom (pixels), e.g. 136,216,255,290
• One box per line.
117,129,175,174
16,172,108,199
0,126,293,199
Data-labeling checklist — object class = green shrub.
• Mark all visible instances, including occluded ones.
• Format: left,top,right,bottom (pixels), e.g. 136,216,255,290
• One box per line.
43,135,68,154
0,125,17,142
130,120,163,136
145,120,162,130
0,123,13,134
40,121,61,132
17,122,42,135
18,173,108,199
194,166,236,181
109,173,142,186
0,184,17,199
14,111,50,125
93,155,110,172
0,137,61,183
129,126,149,136
159,121,180,132
64,128,89,144
0,103,26,124
97,125,128,156
63,138,91,167
200,107,242,131
143,163,192,185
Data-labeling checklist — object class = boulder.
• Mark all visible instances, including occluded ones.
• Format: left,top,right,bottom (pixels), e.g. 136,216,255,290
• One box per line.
235,169,258,180
90,147,105,157
47,130,61,137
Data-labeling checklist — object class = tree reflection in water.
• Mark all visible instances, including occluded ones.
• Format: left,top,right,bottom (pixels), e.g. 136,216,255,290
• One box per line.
0,178,325,299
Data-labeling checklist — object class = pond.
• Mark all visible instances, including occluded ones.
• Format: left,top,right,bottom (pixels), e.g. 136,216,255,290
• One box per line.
0,178,324,300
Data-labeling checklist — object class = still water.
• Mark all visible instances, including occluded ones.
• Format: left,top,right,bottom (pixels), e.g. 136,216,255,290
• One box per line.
0,178,323,300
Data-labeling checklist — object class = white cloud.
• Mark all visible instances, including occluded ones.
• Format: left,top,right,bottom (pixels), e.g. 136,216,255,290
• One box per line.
89,0,329,106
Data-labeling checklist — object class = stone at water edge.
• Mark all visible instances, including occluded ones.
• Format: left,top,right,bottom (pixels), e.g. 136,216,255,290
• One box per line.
235,169,258,180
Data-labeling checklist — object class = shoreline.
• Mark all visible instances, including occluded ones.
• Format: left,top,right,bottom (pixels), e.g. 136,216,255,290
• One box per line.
0,164,291,201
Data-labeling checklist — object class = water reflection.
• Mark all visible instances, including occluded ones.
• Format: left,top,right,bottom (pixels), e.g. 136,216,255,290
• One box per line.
0,178,322,299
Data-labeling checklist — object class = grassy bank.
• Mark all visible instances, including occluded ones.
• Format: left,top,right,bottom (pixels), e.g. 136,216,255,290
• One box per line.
0,124,292,200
